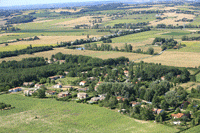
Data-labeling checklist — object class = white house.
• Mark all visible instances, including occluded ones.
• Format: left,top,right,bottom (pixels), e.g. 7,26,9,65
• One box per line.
79,81,87,86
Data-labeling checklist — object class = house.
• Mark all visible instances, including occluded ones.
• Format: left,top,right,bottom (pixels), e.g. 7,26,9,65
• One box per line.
57,91,71,98
46,90,56,95
35,84,45,89
24,90,35,96
124,70,129,77
47,60,53,64
58,60,66,64
173,121,181,125
79,81,87,86
58,75,65,78
153,108,164,114
130,101,141,107
171,113,186,119
77,93,88,99
9,87,22,93
23,82,34,86
77,88,89,92
99,94,107,98
64,71,69,75
53,84,62,89
161,76,165,81
90,97,105,102
116,96,122,101
53,58,57,62
88,77,95,80
62,86,73,91
49,76,59,80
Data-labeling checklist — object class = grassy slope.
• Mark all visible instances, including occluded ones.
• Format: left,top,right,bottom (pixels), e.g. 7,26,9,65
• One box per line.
0,94,178,133
183,125,200,133
196,73,200,82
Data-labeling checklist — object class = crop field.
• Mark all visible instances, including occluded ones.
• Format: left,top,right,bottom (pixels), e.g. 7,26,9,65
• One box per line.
0,35,101,47
149,13,195,26
138,51,200,68
103,14,156,27
170,41,200,52
0,94,178,133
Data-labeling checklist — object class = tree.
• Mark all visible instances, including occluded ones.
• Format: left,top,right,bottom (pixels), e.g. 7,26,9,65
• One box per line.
37,89,46,98
147,47,154,55
165,91,178,107
161,100,169,110
152,95,160,108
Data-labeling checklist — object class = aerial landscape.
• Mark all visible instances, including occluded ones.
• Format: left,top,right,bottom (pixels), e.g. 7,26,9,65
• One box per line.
0,0,200,132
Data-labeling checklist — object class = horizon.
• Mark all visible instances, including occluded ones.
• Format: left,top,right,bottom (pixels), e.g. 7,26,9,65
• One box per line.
0,0,120,7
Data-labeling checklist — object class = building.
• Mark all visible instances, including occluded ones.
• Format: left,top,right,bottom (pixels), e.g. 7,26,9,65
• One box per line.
53,84,62,89
24,90,35,96
171,113,186,119
130,101,141,107
90,97,105,102
57,91,71,98
23,82,34,86
35,84,45,89
62,86,73,91
77,93,88,99
9,87,22,93
79,81,87,86
46,90,56,95
153,108,164,114
161,76,165,81
77,88,89,92
124,70,129,77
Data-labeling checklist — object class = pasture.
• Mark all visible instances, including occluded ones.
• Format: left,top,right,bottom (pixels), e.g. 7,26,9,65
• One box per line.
138,51,200,68
0,94,178,133
196,73,200,82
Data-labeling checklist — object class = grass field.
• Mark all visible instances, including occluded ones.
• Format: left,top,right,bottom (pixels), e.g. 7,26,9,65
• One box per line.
183,125,200,133
138,51,200,68
0,94,178,133
162,32,190,36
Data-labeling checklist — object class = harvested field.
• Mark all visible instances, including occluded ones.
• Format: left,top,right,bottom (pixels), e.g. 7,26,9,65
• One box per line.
2,35,101,47
137,51,200,68
55,16,110,27
0,48,150,63
150,13,195,26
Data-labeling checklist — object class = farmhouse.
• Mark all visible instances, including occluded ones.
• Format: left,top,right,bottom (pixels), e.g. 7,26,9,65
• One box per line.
9,87,22,93
57,91,71,98
79,81,87,86
77,93,88,99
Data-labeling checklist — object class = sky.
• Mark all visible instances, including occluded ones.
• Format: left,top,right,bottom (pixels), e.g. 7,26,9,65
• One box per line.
0,0,112,7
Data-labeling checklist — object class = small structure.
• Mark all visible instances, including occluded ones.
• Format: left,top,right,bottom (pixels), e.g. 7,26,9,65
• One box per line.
49,76,59,81
77,93,88,99
64,71,69,75
58,60,66,64
79,81,87,86
57,91,71,98
173,121,181,125
62,85,73,91
116,96,122,101
9,87,22,93
130,101,141,107
46,90,56,95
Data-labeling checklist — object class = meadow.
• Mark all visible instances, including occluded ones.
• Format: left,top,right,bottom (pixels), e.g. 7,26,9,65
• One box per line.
196,73,200,82
0,94,179,133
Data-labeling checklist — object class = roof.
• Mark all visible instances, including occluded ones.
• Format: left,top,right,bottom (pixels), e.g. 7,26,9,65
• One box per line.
171,113,185,118
116,96,122,100
78,93,87,96
80,81,87,83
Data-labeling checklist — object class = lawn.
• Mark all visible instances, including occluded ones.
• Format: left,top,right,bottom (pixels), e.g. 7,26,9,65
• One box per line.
0,94,178,133
183,125,200,133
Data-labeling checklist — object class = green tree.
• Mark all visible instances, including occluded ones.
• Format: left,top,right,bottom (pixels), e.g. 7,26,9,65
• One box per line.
37,89,46,98
147,47,154,55
165,91,178,107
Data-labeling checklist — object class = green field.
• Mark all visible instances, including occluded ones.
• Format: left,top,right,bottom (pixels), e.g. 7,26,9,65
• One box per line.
162,32,190,36
183,125,200,133
169,41,200,52
196,73,200,82
0,94,178,133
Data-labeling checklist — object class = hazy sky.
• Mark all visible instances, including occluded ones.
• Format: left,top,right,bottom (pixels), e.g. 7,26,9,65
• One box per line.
0,0,111,7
